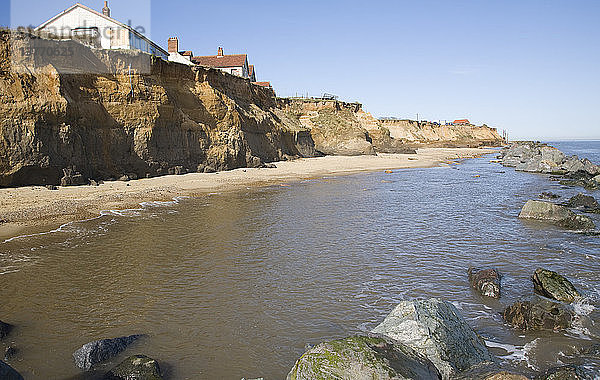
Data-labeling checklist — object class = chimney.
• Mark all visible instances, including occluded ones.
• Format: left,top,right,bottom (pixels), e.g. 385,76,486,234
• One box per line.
217,47,224,57
102,1,110,17
168,37,179,53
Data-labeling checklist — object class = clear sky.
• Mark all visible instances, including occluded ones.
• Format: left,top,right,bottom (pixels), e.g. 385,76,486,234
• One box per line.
2,0,599,140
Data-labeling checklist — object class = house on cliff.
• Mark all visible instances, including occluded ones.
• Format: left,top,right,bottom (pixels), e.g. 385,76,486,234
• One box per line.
248,65,256,82
453,119,471,125
167,37,195,66
193,47,250,78
35,1,168,60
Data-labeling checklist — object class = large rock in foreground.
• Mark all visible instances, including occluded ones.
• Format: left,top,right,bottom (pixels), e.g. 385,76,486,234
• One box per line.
502,298,572,331
532,268,581,303
0,360,24,380
104,355,163,380
518,200,595,230
286,335,440,380
73,334,144,371
371,298,494,379
468,268,501,298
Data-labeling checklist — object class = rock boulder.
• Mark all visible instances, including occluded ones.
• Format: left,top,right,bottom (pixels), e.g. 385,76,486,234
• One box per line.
502,298,572,331
518,200,595,230
565,193,600,213
537,364,587,380
104,355,163,380
468,268,501,298
0,360,23,380
286,335,440,380
371,298,494,379
532,268,580,303
73,334,144,371
0,320,13,339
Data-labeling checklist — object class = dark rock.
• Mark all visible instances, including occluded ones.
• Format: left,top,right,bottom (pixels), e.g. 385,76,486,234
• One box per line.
518,200,595,230
262,163,277,169
565,193,600,213
286,335,440,380
89,179,99,186
45,184,59,190
372,298,494,378
73,334,144,371
0,360,24,380
4,346,17,361
502,297,573,331
168,166,186,175
104,355,163,380
539,192,560,200
203,166,216,173
536,364,587,380
0,320,13,339
196,164,205,173
61,167,87,187
468,267,501,298
532,268,581,303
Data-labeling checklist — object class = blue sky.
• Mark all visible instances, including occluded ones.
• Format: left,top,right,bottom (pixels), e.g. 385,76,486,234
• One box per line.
2,0,600,140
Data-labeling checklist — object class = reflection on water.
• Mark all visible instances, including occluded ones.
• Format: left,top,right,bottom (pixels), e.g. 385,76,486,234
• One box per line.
1,146,599,379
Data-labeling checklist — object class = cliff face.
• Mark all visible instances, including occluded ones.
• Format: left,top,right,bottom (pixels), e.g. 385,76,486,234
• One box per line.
0,31,503,187
0,31,314,186
380,119,502,148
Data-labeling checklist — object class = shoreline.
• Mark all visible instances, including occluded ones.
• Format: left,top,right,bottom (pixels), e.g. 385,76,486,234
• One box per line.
0,147,497,241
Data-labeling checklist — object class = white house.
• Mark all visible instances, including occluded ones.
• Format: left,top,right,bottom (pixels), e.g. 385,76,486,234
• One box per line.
193,47,250,78
35,2,168,60
167,37,195,66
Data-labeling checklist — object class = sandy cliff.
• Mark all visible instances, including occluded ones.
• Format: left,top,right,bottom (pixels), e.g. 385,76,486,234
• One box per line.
0,31,502,187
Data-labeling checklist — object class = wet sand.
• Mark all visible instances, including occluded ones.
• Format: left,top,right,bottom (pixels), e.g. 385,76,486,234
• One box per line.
0,148,496,240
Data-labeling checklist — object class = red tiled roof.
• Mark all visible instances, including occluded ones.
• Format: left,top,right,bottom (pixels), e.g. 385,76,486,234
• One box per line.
253,81,271,88
192,54,247,68
453,119,470,124
179,51,193,57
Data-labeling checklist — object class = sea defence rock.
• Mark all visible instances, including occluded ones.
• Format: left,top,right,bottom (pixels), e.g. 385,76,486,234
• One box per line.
286,335,440,380
468,268,501,298
518,200,595,230
0,320,13,339
539,192,560,200
0,360,24,380
536,364,587,380
502,298,573,331
371,298,494,379
565,193,600,213
532,268,581,303
73,334,144,371
104,355,163,380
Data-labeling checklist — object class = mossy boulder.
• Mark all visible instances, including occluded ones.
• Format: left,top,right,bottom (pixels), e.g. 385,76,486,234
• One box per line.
103,355,163,380
286,335,440,380
371,298,494,379
532,268,580,303
502,297,572,331
518,200,595,230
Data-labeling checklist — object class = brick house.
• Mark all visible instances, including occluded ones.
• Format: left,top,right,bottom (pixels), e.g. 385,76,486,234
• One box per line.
192,47,250,78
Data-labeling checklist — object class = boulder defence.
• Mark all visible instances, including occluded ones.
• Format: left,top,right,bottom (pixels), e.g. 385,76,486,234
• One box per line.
0,360,24,380
565,193,600,213
468,267,501,299
286,335,440,380
518,200,595,230
73,334,144,371
104,355,163,380
532,268,581,303
371,298,494,379
502,298,573,331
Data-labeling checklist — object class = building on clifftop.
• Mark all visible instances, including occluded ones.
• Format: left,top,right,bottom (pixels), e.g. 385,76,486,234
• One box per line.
35,1,168,59
192,47,250,78
167,37,195,66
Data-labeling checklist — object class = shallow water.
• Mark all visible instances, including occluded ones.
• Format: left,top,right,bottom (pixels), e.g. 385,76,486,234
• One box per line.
1,143,599,379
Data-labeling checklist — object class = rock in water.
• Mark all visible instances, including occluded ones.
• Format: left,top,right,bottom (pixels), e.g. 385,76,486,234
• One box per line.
286,335,440,380
518,200,595,230
0,360,24,380
532,268,580,303
0,320,13,339
502,298,572,331
565,193,600,212
539,192,561,200
104,355,163,380
468,268,501,298
73,334,144,371
538,364,587,380
371,298,494,379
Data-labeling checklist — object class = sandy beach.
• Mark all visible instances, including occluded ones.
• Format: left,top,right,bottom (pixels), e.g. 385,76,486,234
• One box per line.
0,147,496,240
